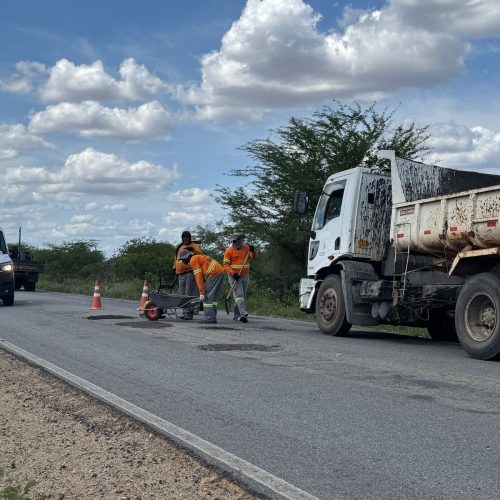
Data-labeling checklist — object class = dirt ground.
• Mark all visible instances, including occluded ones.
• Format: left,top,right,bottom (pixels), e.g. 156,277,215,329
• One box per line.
0,349,259,499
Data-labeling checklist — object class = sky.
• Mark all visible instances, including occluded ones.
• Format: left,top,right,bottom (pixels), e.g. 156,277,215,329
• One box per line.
1,0,500,255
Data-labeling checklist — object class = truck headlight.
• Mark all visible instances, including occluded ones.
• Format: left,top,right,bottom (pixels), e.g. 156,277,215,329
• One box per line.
1,263,13,272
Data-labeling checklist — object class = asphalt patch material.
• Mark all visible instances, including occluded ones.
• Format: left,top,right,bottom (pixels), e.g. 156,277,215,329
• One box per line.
198,344,280,352
115,322,173,329
87,315,135,320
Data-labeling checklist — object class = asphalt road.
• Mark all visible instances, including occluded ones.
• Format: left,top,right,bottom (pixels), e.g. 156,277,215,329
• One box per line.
1,290,499,499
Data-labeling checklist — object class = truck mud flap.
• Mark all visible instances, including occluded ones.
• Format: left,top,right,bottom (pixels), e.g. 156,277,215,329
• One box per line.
338,261,379,326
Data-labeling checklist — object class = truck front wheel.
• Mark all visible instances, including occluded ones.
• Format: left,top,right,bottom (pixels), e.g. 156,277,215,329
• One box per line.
456,273,500,360
315,275,351,336
2,294,14,306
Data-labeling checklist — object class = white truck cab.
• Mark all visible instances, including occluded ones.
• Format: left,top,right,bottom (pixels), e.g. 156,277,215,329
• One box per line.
307,167,391,276
0,227,15,306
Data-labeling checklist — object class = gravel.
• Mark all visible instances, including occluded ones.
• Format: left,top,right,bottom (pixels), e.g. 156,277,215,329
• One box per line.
0,349,259,499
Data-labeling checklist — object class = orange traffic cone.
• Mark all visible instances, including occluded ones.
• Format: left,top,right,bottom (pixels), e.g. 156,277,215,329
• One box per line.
138,280,149,313
91,279,103,310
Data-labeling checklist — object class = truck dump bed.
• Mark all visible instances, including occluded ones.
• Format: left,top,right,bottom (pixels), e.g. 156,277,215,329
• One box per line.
380,152,500,256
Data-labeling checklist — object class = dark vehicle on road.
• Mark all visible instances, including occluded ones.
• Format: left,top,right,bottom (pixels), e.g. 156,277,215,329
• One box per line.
9,245,44,291
0,228,15,306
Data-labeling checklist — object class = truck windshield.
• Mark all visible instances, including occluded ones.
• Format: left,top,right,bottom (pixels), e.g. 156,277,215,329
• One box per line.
312,182,345,231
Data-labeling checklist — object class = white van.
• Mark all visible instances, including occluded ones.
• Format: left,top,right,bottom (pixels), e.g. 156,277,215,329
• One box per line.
0,227,15,306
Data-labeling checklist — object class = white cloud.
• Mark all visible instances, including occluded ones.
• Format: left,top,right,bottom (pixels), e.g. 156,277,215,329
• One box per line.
0,124,53,160
5,147,181,195
128,218,157,236
428,121,500,171
167,187,212,204
162,210,215,224
28,100,173,139
70,214,96,224
40,58,168,102
393,0,500,38
178,0,498,120
85,202,127,211
0,183,32,206
0,61,47,94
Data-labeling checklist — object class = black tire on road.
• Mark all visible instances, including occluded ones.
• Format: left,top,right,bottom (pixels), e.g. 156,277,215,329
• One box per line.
455,272,500,360
2,294,14,306
315,274,351,336
24,282,36,291
427,309,458,342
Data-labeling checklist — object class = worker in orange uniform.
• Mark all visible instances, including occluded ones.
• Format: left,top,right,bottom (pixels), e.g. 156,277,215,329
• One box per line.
223,234,257,323
172,230,202,320
177,249,225,324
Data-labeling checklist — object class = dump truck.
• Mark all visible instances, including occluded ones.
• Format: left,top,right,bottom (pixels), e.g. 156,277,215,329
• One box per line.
9,246,44,291
0,227,15,306
8,228,44,291
295,150,500,360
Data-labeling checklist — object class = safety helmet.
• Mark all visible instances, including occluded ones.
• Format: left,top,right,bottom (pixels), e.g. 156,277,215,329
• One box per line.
230,233,245,243
178,249,194,261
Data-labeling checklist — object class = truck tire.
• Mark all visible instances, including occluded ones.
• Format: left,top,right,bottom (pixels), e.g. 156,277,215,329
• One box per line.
427,310,458,342
24,282,36,291
315,274,351,336
455,272,500,360
2,294,14,306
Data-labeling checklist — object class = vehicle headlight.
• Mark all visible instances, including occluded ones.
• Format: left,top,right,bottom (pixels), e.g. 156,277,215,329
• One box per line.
1,263,13,272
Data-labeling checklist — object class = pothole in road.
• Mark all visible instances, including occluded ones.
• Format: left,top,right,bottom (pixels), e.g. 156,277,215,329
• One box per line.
87,315,135,320
198,343,281,352
115,321,173,329
198,326,238,331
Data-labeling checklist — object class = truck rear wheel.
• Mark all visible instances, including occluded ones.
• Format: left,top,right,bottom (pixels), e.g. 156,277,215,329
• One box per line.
315,275,351,336
456,273,500,360
427,310,458,342
24,282,36,291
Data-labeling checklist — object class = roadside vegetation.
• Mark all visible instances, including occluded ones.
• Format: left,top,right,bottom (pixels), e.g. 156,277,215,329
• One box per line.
13,101,430,334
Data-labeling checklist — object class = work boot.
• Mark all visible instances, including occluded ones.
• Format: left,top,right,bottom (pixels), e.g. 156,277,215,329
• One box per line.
239,316,248,323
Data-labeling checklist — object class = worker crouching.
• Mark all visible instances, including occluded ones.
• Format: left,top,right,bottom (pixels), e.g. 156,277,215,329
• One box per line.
178,249,225,324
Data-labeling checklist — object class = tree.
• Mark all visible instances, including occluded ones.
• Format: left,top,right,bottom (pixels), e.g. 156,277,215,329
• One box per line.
111,237,175,281
35,240,105,281
212,101,430,288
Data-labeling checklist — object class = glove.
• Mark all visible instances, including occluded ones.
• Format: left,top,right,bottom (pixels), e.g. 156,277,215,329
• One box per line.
249,245,255,252
199,294,205,301
233,273,240,281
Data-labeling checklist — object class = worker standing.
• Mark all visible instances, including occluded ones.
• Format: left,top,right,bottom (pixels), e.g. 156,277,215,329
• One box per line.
177,250,225,324
172,230,202,320
223,234,257,323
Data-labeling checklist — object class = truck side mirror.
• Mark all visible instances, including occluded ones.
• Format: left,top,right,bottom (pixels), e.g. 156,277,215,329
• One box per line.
293,191,309,215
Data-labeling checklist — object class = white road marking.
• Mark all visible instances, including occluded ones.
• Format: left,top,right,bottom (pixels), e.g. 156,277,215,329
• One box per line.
0,340,320,500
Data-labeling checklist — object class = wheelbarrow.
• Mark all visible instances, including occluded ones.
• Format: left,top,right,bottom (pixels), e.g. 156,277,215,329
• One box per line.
143,291,199,321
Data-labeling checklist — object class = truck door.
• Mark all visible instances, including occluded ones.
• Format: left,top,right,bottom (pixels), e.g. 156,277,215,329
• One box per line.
308,179,347,276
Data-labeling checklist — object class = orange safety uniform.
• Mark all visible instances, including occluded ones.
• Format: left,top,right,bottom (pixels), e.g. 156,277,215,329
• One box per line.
223,245,257,277
173,242,202,275
189,254,224,295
